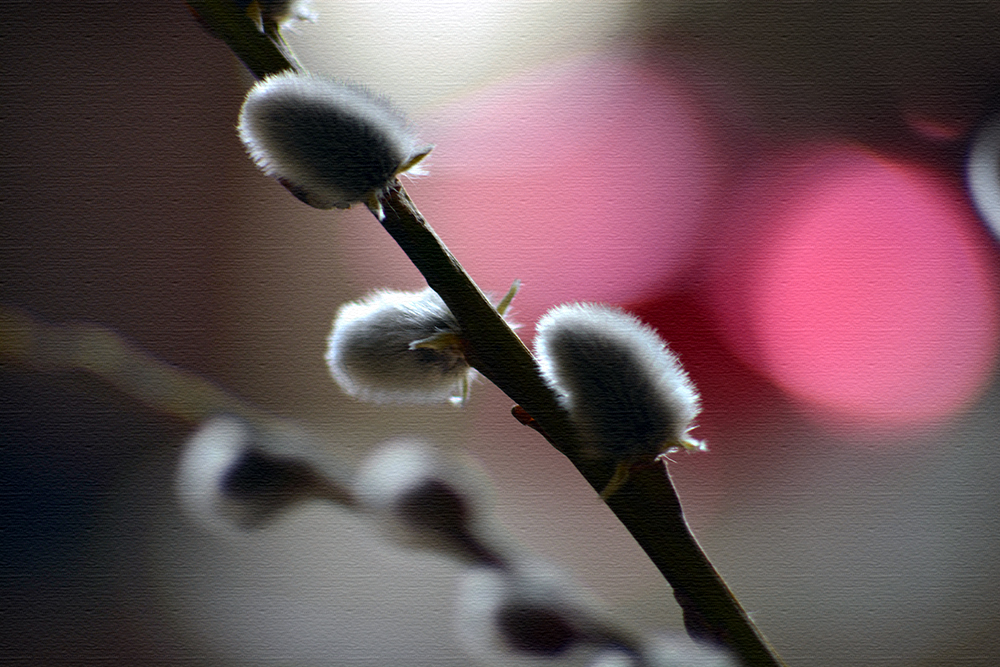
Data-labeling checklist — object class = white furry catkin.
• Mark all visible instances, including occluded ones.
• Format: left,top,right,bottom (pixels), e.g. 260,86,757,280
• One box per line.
534,304,703,491
237,70,430,218
458,560,734,667
326,287,476,405
457,560,642,666
352,440,505,566
175,415,350,531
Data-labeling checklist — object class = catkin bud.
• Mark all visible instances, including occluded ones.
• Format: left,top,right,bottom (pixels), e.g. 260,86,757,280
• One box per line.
326,287,475,405
352,440,504,566
176,415,352,531
458,561,735,667
237,70,431,218
457,561,640,666
534,304,703,495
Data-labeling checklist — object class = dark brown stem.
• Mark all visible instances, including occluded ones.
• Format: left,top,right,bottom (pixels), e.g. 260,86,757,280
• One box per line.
377,184,786,667
185,0,299,79
180,5,788,664
377,185,586,463
608,464,786,665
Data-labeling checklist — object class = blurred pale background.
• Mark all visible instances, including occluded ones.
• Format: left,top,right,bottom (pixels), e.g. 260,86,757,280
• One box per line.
3,1,1000,666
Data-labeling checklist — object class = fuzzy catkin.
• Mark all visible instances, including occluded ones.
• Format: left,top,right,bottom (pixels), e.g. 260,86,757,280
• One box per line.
457,561,642,666
534,303,702,462
326,287,474,404
352,440,505,565
237,71,429,211
175,415,329,530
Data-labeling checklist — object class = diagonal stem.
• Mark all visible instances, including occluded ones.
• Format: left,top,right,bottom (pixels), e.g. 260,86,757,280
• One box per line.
377,184,585,463
378,184,787,667
181,3,788,664
608,464,787,666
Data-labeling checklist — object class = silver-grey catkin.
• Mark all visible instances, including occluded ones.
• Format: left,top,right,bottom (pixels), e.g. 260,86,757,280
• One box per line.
175,415,350,531
325,287,475,405
352,440,505,565
238,0,316,31
534,303,703,462
237,70,430,212
456,561,640,665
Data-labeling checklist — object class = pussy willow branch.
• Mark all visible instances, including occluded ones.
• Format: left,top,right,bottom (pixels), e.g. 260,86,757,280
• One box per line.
379,185,785,667
182,3,787,665
376,185,584,462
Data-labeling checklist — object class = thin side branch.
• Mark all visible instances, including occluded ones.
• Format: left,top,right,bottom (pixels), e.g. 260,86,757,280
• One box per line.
0,306,255,424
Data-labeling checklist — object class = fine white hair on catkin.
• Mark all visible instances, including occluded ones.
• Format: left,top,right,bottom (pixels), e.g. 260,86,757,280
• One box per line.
534,303,703,462
237,70,429,212
326,287,475,405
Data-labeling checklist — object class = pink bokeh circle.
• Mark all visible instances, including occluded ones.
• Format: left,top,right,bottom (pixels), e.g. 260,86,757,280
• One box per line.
709,144,1000,429
404,53,725,330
